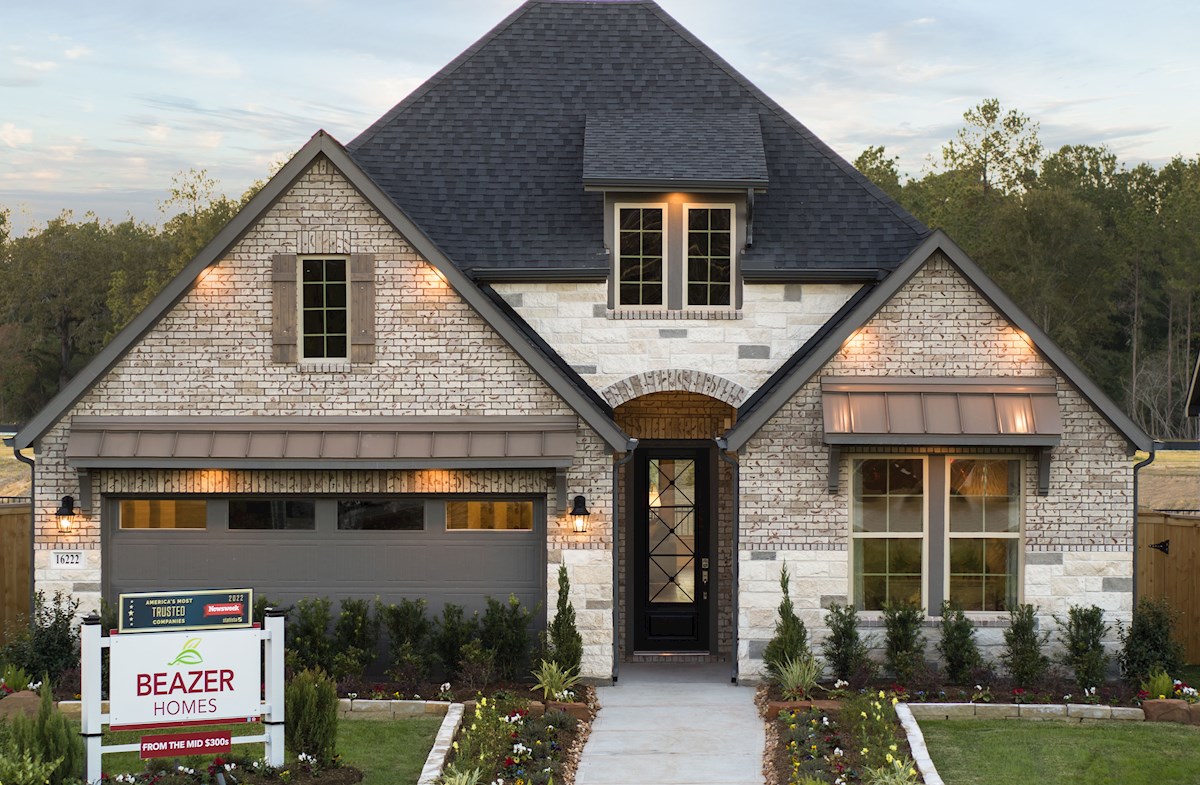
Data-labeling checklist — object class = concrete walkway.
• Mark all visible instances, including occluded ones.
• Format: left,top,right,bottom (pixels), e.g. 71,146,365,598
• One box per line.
575,663,765,785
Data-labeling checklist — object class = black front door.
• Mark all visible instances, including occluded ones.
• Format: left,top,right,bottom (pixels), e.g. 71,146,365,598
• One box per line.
633,445,711,652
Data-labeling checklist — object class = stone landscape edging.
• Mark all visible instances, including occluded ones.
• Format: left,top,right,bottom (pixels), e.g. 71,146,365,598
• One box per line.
905,702,1145,722
895,703,943,785
417,702,464,785
338,697,452,719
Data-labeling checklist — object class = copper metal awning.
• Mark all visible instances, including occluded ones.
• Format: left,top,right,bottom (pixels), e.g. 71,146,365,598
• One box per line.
821,377,1061,446
65,416,579,469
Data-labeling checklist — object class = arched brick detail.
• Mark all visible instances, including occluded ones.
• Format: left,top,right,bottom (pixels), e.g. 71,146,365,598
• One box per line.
601,369,747,408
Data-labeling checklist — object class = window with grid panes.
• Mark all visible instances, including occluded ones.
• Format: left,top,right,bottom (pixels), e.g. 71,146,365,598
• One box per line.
300,258,348,359
947,458,1021,611
851,458,925,610
685,206,732,307
616,206,664,306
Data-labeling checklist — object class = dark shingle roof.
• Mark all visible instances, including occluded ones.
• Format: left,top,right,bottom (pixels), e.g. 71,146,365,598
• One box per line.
583,111,768,189
348,0,927,278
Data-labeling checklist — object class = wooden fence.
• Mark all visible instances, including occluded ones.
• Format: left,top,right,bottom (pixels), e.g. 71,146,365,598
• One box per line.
1137,510,1200,663
0,503,32,646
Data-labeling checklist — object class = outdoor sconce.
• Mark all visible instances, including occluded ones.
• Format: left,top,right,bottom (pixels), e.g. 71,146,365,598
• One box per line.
55,495,78,532
569,495,590,534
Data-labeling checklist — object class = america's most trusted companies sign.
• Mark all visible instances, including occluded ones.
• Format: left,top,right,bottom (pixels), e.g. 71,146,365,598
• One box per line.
109,628,262,730
119,589,253,633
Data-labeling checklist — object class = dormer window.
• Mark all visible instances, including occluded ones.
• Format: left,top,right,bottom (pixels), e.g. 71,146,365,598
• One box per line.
613,199,739,314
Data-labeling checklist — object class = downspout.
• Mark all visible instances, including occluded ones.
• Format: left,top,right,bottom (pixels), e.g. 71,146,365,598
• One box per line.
611,439,638,684
12,444,35,618
715,438,739,684
1131,443,1159,606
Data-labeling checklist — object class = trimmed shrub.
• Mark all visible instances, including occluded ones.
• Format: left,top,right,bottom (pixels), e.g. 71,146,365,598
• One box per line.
1058,604,1109,691
432,603,478,679
457,639,496,691
547,565,583,675
1001,604,1050,688
882,600,926,684
822,603,874,682
480,594,533,681
1118,596,1184,685
8,681,83,785
763,565,810,680
332,597,379,679
936,601,981,684
0,591,80,685
288,597,335,673
381,598,432,668
285,668,339,766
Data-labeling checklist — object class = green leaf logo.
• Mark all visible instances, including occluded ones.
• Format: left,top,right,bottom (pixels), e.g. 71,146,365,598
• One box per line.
167,638,204,667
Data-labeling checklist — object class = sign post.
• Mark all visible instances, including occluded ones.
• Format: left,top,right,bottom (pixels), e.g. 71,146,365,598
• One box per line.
81,590,284,784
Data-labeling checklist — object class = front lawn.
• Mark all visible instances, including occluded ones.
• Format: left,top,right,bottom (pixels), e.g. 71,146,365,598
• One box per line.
101,717,442,785
922,719,1200,785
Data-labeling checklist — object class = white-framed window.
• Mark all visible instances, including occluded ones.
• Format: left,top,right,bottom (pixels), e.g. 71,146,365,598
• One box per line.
946,457,1022,611
299,256,349,360
615,203,666,307
850,457,927,611
684,204,734,308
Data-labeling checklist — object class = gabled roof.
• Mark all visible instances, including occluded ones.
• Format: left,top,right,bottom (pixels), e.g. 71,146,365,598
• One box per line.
347,0,927,280
11,132,631,453
723,230,1153,453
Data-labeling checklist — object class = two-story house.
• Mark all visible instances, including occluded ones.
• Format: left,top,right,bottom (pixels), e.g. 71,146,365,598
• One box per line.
11,0,1150,681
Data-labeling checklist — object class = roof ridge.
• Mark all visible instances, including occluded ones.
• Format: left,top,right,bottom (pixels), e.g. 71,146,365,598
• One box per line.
347,1,539,153
640,3,929,240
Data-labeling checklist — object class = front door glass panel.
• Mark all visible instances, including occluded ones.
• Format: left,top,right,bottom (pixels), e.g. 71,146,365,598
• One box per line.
647,459,697,603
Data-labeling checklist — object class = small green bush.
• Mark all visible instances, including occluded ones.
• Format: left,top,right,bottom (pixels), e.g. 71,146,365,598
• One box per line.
381,598,433,670
1,663,34,692
531,658,582,701
936,601,981,684
1058,604,1109,691
882,600,926,684
0,748,64,785
763,565,811,680
285,668,339,767
822,603,874,682
480,594,533,681
288,597,335,673
776,653,823,701
332,597,379,678
8,682,83,785
432,603,478,679
1142,666,1175,700
547,565,583,675
457,639,496,691
1118,596,1184,685
0,591,80,685
1001,603,1050,688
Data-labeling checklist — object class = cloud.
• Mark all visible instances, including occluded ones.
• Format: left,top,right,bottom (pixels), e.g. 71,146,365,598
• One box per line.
0,123,34,147
162,47,243,81
12,56,57,72
64,45,92,60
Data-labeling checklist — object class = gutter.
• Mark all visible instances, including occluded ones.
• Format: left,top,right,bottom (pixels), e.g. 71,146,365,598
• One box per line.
715,437,739,684
9,442,35,618
1131,443,1159,606
611,440,638,684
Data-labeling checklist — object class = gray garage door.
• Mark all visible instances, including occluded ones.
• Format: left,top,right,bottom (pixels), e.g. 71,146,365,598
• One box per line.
104,495,545,623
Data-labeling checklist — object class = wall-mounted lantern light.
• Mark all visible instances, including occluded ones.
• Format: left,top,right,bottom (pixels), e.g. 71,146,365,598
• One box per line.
55,495,78,532
569,495,590,534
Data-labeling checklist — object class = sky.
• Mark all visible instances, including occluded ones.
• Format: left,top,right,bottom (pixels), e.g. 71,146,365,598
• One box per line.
2,0,1199,235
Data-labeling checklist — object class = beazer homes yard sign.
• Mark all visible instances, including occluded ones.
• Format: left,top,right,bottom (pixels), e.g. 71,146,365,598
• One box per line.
109,628,261,730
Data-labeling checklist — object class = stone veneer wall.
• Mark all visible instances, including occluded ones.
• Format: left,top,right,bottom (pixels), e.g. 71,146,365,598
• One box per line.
736,253,1135,680
30,156,616,678
493,282,859,401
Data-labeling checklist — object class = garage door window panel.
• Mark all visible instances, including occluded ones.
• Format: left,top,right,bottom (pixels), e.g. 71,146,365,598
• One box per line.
118,499,207,529
446,500,534,531
229,499,316,530
338,499,425,530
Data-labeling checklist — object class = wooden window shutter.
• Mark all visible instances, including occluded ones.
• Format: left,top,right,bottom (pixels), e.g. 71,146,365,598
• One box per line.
271,254,298,363
349,254,376,363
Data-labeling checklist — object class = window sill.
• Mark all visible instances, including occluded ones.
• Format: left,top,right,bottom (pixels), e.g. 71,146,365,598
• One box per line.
296,361,353,373
856,613,1014,628
607,308,741,320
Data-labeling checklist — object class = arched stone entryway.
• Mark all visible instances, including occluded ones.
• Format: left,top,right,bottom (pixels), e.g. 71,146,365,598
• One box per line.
614,390,736,663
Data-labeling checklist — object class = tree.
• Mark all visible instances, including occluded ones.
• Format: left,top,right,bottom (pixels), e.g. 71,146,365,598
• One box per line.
853,145,904,202
940,98,1043,195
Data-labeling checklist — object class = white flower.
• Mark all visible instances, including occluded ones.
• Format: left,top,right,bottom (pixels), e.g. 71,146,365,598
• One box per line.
441,682,452,692
974,685,983,691
833,747,843,757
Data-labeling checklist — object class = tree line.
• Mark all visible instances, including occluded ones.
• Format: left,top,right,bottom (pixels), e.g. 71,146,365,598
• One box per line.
1,100,1197,437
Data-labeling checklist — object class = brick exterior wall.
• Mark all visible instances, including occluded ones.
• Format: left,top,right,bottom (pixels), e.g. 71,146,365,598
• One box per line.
31,157,616,677
493,282,858,403
736,253,1135,679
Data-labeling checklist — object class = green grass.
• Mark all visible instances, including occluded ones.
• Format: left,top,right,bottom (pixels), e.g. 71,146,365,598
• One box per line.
100,717,442,785
922,720,1200,785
